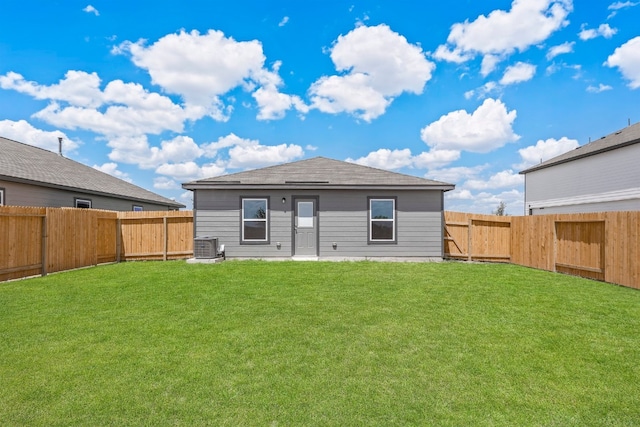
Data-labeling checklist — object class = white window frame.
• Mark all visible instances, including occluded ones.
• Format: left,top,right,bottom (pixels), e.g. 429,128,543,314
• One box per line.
0,188,4,206
369,198,396,242
242,198,269,242
75,198,92,209
133,205,143,212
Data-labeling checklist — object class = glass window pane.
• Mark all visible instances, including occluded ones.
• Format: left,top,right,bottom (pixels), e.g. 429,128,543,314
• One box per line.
244,199,267,219
298,202,313,228
372,221,393,240
371,200,393,219
244,221,266,240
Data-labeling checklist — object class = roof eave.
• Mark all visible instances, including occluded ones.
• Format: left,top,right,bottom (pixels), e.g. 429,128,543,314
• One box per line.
1,175,185,208
520,136,640,175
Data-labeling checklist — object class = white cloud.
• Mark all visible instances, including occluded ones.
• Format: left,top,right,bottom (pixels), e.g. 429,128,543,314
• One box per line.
201,133,257,158
106,135,158,167
191,133,305,172
579,23,617,41
480,54,502,76
346,148,460,171
609,1,639,9
115,29,300,121
156,161,213,181
516,136,579,170
0,71,205,136
466,64,535,101
587,83,613,93
426,165,488,185
445,188,524,214
547,41,575,60
278,16,289,27
93,163,132,182
309,24,435,121
179,190,194,205
227,142,304,169
607,0,639,16
432,45,473,63
107,135,203,169
115,30,264,117
83,5,99,16
153,176,181,190
0,119,77,152
465,81,500,100
347,148,414,170
436,0,572,67
309,74,390,121
252,83,308,120
155,161,226,182
413,150,461,169
464,169,524,190
545,62,582,77
605,36,640,89
499,62,536,85
149,136,204,165
445,188,475,201
420,98,520,153
0,70,103,107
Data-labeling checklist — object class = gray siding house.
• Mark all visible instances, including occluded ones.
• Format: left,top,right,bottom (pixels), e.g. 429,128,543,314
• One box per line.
183,157,455,260
0,136,184,211
520,122,640,215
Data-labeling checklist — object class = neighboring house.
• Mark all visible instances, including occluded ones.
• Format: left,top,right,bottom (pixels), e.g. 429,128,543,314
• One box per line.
520,122,640,215
182,156,455,260
0,136,184,210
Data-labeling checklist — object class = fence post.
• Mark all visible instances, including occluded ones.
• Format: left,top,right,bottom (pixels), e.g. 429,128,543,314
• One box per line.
163,216,168,261
41,214,48,277
116,218,121,262
467,218,473,261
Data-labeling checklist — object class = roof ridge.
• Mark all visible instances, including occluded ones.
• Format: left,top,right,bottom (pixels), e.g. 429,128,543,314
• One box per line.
183,156,455,188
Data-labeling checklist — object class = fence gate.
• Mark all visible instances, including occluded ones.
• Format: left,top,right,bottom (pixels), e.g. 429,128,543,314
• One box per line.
554,220,605,282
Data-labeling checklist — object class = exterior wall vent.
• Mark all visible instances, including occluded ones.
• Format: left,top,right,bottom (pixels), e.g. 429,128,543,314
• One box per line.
194,236,218,259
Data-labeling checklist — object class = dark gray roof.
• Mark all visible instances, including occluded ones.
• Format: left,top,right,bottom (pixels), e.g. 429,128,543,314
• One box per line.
0,136,184,208
520,121,640,174
183,156,455,190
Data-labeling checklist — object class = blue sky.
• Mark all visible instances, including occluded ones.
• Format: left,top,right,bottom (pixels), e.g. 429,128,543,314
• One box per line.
1,1,639,213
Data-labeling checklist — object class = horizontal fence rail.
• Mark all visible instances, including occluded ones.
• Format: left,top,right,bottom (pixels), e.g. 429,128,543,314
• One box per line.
2,207,639,289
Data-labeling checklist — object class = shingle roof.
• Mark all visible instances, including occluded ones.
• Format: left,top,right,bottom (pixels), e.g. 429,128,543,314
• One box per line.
183,156,455,190
520,121,640,174
0,136,184,208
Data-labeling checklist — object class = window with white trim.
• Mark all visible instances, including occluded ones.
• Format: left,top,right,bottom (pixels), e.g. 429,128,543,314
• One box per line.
133,205,143,211
0,188,4,206
75,198,92,209
242,198,268,242
369,198,396,242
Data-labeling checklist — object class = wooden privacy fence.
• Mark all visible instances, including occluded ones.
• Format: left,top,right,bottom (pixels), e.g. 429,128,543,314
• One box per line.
0,207,193,282
445,211,640,290
3,207,639,289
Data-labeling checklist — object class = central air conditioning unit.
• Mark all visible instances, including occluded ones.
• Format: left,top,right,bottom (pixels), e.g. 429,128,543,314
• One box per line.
194,236,218,259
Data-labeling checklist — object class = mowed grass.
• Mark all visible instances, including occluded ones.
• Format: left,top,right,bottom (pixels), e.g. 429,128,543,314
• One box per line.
1,261,640,426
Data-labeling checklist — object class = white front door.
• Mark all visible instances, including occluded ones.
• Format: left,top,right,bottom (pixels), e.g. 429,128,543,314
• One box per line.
294,198,317,256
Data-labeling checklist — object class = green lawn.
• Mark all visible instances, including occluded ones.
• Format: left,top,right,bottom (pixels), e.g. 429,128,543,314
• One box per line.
1,261,639,426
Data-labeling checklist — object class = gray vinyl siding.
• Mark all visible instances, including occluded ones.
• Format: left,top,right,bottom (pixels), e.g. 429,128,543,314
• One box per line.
195,188,444,259
525,143,640,214
0,179,175,211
